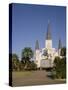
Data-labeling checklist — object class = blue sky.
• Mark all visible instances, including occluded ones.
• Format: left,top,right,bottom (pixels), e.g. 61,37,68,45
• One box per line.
12,3,66,59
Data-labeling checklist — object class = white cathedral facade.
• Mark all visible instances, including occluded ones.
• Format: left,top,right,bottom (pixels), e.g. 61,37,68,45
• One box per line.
34,21,61,68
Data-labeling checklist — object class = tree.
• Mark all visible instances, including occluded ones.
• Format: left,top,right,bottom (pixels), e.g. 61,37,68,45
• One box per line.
22,47,33,59
60,47,66,56
60,57,66,78
21,47,33,70
54,57,61,67
18,61,25,71
53,49,66,79
12,54,20,71
60,47,66,78
30,61,37,70
54,56,62,78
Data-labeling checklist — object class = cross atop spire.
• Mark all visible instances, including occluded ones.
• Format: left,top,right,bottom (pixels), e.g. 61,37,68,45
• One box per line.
46,20,52,40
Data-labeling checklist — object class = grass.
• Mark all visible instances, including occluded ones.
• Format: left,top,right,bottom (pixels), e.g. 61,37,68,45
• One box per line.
12,71,66,86
12,71,33,78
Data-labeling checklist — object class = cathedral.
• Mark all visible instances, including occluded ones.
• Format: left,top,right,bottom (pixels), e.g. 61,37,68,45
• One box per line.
34,21,62,68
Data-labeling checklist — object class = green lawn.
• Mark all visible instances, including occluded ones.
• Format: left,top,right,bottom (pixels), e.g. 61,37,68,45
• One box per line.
12,71,66,86
12,71,33,78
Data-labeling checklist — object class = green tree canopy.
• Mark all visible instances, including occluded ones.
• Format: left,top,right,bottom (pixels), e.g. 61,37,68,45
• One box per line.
21,47,34,70
53,55,66,79
60,47,66,56
12,54,20,71
22,47,33,59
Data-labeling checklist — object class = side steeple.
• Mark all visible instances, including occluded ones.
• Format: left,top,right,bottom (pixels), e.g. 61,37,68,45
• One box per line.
58,39,62,50
35,40,39,50
46,20,52,40
58,39,62,56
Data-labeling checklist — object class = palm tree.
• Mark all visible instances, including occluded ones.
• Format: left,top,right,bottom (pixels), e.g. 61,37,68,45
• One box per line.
22,47,33,59
21,47,33,70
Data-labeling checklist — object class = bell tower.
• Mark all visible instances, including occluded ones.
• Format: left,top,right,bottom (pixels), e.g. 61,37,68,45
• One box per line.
45,20,52,49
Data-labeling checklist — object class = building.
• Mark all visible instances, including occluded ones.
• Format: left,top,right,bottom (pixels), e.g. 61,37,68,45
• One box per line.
35,21,61,68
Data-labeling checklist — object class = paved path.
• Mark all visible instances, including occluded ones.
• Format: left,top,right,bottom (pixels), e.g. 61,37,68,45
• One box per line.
12,70,66,86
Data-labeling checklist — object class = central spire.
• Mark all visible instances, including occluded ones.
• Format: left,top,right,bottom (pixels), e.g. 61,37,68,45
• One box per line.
46,20,52,40
45,20,52,49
